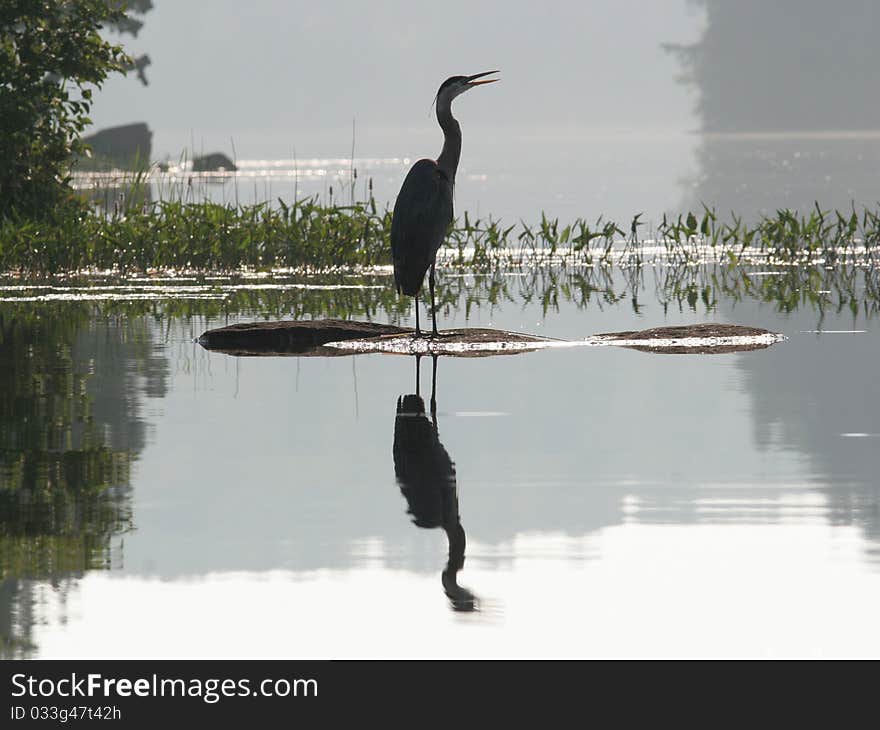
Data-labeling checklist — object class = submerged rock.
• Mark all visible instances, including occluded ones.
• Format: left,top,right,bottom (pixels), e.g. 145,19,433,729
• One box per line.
591,323,784,354
199,319,784,357
328,329,558,357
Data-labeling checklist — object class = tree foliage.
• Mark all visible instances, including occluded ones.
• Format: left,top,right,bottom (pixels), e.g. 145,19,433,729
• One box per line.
105,0,153,85
105,0,152,38
0,1,131,219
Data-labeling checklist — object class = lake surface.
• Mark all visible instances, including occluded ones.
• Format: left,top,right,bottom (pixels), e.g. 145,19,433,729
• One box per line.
2,260,878,658
7,128,880,658
74,129,880,225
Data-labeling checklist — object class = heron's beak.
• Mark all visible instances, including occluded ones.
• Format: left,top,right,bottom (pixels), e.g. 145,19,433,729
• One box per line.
466,70,500,87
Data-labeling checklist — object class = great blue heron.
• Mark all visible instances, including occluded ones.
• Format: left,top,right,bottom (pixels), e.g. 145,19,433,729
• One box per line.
391,71,499,337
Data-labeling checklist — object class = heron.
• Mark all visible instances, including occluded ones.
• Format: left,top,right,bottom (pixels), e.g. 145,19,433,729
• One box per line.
391,70,499,337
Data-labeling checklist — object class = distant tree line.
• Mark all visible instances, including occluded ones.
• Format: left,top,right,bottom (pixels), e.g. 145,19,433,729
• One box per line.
667,0,880,132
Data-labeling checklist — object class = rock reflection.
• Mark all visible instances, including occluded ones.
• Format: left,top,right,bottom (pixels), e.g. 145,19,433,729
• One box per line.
393,356,477,612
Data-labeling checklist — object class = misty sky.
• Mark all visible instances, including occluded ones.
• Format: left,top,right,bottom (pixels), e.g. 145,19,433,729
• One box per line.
91,1,704,159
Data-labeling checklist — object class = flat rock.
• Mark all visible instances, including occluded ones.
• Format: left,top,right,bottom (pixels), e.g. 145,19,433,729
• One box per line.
596,323,770,341
199,319,784,357
198,318,410,356
591,323,781,354
329,328,557,357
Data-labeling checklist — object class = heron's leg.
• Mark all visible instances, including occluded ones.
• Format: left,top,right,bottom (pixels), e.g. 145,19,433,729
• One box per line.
430,354,438,423
414,293,420,337
429,264,438,338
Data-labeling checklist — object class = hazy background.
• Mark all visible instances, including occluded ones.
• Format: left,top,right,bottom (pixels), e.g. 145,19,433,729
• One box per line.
91,1,704,157
86,1,880,222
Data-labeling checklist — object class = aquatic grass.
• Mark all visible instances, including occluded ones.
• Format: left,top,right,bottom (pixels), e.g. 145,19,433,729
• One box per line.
0,196,393,276
2,191,880,277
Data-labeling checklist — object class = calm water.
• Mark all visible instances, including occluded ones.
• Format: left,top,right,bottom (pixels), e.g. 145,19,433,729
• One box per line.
74,130,880,224
7,130,880,658
2,261,878,658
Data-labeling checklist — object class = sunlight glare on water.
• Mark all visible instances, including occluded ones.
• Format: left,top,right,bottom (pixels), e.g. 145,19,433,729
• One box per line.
29,523,880,659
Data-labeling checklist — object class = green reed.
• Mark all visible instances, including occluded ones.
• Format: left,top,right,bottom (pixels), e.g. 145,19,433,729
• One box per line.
2,191,879,276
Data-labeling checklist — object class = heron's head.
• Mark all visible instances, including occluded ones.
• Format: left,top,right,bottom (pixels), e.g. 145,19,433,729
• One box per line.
435,70,499,109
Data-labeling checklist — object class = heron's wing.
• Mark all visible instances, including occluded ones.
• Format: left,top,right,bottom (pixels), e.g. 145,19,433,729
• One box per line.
390,159,454,296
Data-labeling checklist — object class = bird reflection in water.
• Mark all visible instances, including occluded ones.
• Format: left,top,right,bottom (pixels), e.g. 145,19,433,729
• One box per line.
393,355,478,612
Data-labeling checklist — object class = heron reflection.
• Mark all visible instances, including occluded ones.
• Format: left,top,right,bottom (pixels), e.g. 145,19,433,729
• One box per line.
393,355,477,612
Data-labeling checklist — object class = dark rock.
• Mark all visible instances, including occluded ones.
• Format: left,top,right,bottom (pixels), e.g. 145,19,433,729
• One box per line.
198,319,781,358
192,153,237,172
597,323,779,355
81,123,152,169
198,318,410,356
597,323,770,340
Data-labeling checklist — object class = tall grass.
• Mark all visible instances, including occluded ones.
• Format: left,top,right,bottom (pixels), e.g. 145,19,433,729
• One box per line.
0,195,390,276
1,191,879,277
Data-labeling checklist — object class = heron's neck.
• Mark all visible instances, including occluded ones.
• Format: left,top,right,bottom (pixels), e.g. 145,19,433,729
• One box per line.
436,101,461,183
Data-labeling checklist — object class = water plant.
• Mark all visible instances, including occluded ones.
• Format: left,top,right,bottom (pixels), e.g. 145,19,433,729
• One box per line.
2,259,876,329
1,185,879,277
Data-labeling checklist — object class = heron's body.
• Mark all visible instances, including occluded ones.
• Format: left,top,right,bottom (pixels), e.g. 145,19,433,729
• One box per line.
391,160,453,297
390,71,498,336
